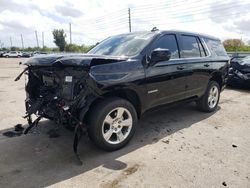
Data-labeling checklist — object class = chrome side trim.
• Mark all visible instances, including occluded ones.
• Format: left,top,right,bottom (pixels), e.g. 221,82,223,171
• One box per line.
148,89,158,94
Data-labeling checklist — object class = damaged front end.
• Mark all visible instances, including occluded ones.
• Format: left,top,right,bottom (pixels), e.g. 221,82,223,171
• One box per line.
16,55,103,164
229,57,250,86
24,66,95,127
15,54,127,164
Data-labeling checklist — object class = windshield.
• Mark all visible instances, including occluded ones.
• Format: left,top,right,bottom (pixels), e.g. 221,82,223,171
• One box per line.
88,32,155,56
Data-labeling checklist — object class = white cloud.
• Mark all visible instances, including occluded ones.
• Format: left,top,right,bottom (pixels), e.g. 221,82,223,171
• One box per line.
0,0,249,48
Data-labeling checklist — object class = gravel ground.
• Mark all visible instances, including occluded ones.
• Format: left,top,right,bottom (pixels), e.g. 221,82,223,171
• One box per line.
0,58,249,188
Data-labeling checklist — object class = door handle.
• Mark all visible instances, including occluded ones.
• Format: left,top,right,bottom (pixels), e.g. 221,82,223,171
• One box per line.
204,63,210,67
177,65,185,70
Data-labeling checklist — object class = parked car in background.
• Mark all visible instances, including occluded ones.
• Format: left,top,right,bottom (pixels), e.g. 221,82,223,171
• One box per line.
22,52,33,58
229,56,250,86
32,51,48,56
19,30,229,152
3,51,22,58
0,51,7,57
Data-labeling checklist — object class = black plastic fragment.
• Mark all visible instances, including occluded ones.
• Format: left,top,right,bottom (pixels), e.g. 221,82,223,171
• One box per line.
73,122,83,166
2,131,22,137
24,116,42,134
14,67,28,81
14,124,24,132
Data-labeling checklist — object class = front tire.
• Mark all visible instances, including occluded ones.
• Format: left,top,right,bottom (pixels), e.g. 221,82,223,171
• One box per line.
87,97,137,151
197,81,220,112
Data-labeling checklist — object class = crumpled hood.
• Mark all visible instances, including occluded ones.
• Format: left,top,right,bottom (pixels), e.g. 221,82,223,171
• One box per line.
23,53,128,67
231,60,250,73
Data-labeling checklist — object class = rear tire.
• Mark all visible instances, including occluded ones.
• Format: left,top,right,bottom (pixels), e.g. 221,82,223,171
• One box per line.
197,81,220,112
87,97,137,151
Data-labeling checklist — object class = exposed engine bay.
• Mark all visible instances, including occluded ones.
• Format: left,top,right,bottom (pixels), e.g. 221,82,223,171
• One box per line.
16,65,99,165
25,66,91,125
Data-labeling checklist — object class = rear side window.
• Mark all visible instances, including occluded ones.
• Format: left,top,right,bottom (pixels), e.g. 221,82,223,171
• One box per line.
180,35,201,58
203,38,227,57
151,34,179,59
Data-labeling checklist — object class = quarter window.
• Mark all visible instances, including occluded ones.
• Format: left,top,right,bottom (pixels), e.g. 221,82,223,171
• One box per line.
180,35,201,58
151,34,179,59
203,38,227,57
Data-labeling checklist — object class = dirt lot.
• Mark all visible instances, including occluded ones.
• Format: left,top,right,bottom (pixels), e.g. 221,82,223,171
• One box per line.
0,58,249,188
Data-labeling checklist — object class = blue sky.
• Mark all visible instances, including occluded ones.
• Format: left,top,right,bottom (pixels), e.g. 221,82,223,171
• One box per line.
0,0,249,48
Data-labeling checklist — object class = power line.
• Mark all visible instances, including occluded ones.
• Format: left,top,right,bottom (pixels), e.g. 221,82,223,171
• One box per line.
132,0,191,9
132,0,200,11
131,3,250,23
132,2,249,17
147,9,250,27
79,9,127,22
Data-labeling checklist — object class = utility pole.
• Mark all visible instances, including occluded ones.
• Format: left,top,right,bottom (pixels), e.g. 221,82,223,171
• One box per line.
128,8,131,32
69,23,72,44
35,30,39,48
21,34,24,49
42,32,44,48
10,37,12,48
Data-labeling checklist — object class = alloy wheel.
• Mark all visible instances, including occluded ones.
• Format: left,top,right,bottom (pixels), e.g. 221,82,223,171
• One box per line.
208,85,219,108
102,107,133,144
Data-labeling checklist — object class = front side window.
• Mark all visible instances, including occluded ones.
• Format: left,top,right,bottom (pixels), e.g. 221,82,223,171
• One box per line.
151,34,179,59
180,35,201,58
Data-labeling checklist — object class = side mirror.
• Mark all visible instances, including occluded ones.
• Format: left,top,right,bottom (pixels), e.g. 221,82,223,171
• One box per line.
150,48,171,66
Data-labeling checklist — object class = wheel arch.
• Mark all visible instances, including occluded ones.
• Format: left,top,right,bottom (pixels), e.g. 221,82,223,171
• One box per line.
210,71,223,90
85,88,142,121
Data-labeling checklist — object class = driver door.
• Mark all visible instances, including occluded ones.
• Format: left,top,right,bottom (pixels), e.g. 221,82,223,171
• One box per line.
145,34,188,108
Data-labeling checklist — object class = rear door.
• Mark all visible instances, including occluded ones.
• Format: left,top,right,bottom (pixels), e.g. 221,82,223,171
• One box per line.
178,35,210,97
145,34,188,108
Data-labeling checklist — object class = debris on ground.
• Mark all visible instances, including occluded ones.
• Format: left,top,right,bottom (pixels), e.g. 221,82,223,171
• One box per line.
2,131,22,137
2,124,24,137
162,139,170,144
232,144,237,148
222,181,227,186
14,124,24,132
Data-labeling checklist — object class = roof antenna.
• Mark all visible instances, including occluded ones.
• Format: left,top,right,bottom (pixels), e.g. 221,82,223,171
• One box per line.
151,27,159,32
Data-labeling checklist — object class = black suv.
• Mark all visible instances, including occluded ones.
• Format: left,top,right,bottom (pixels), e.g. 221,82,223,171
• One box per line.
19,30,229,151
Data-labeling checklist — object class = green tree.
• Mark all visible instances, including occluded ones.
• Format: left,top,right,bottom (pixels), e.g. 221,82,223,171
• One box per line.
10,46,21,51
223,39,244,51
52,29,67,51
65,44,81,52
